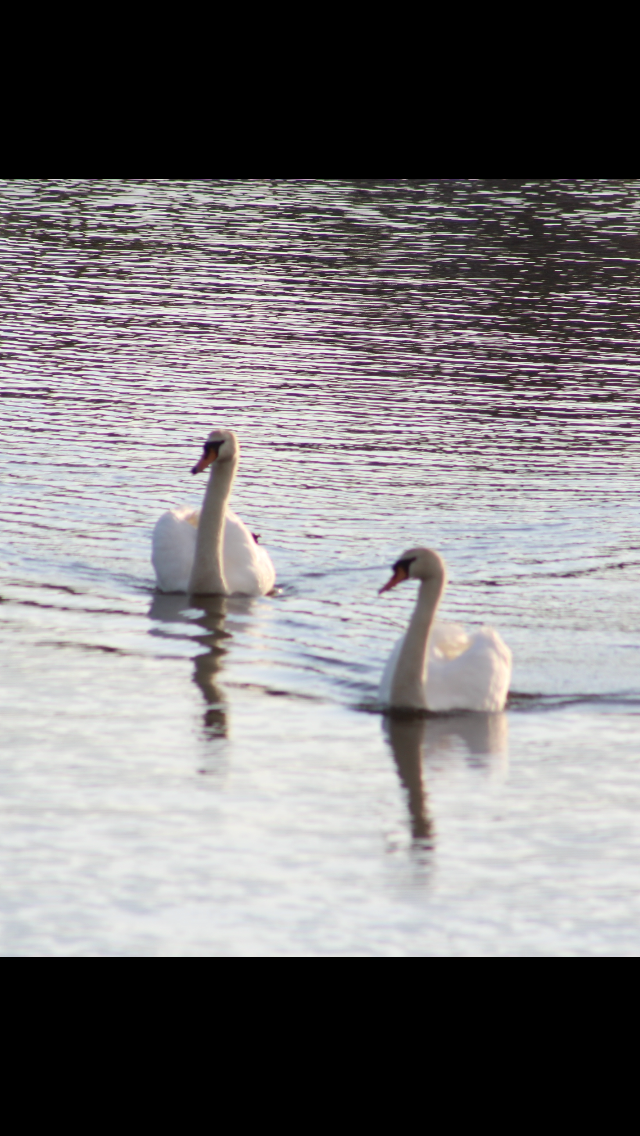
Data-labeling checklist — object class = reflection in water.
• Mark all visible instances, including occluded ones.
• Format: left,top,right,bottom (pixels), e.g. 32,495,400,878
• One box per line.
149,594,230,740
424,712,509,780
384,711,509,847
385,717,434,846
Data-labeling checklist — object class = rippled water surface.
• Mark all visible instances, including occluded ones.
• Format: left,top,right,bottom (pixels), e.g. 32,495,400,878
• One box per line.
2,179,640,955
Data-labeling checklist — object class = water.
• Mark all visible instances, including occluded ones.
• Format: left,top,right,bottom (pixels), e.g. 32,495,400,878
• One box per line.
1,179,640,955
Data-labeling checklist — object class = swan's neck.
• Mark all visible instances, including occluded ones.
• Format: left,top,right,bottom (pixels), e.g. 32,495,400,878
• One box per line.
391,577,443,709
188,457,237,595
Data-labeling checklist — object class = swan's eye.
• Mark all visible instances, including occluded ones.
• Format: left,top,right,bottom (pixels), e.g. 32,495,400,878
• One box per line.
204,440,224,456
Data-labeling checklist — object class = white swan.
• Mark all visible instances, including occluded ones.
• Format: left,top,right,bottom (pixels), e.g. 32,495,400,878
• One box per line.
152,429,276,596
378,547,511,712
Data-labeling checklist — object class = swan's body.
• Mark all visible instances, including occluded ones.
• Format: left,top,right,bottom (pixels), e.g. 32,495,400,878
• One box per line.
152,505,275,595
152,429,275,596
378,548,511,712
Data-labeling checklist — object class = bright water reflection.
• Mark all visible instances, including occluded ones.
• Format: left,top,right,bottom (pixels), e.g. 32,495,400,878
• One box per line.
385,711,508,847
149,593,230,740
1,179,640,954
385,717,435,844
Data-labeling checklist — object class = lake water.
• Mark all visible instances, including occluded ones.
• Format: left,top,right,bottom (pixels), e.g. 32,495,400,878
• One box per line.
1,178,640,955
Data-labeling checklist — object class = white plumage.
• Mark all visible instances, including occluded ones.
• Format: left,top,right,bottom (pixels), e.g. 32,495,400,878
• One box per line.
378,547,511,713
152,506,275,595
379,621,512,713
151,429,276,596
152,506,198,594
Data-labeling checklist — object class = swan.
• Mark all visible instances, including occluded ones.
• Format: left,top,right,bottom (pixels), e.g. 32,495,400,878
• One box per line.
378,547,511,712
152,429,276,596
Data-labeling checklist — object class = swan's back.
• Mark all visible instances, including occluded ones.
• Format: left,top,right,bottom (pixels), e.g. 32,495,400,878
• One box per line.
223,509,276,595
152,506,275,595
152,506,198,593
378,622,471,707
427,625,511,712
378,622,511,713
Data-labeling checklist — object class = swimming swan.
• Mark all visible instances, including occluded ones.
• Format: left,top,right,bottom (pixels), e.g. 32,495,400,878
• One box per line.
152,429,276,596
378,547,511,712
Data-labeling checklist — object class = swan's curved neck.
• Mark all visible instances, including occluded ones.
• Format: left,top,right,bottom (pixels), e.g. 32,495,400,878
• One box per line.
391,577,443,709
188,457,238,595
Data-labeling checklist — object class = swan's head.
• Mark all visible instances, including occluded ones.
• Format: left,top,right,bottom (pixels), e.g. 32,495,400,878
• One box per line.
379,547,447,593
191,429,239,475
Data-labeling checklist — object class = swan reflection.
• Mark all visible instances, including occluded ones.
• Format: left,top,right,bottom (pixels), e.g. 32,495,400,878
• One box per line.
384,711,509,847
423,711,508,779
148,593,230,739
385,717,434,844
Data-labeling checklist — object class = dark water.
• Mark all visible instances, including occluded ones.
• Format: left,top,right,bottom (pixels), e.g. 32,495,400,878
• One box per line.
1,180,640,955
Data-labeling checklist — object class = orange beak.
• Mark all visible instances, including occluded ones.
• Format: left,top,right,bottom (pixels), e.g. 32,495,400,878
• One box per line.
379,565,409,594
191,447,217,475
